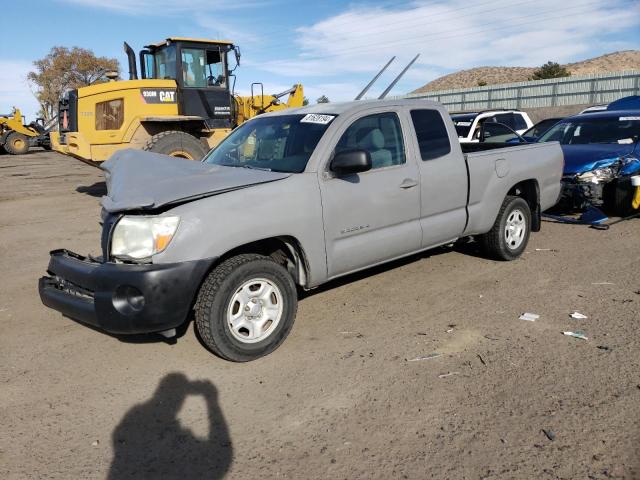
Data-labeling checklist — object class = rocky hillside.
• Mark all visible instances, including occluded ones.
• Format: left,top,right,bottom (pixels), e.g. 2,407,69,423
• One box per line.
412,50,640,93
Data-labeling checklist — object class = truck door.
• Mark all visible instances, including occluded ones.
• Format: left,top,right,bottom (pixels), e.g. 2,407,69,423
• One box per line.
320,111,422,278
407,109,468,247
178,47,232,128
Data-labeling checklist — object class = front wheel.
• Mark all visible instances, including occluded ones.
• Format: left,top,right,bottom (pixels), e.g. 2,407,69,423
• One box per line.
479,195,531,261
195,254,298,362
4,132,29,155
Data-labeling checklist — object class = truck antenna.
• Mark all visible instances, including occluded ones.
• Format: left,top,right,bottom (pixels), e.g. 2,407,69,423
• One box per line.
354,57,395,100
378,54,420,100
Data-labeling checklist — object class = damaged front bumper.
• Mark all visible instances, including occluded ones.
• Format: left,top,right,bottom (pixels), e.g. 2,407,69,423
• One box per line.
39,249,215,335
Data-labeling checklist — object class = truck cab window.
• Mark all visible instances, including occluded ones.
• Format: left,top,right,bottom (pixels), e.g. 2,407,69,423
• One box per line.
410,110,451,161
335,112,405,169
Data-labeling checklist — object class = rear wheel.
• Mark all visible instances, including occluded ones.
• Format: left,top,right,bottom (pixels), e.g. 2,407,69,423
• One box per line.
143,130,208,160
479,195,531,261
4,132,29,155
195,254,298,362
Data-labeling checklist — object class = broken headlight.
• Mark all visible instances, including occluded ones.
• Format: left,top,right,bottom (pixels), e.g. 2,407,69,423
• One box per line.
111,215,180,260
576,166,617,184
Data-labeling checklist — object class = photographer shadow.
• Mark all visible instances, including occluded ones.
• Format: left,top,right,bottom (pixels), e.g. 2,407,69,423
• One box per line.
108,373,232,479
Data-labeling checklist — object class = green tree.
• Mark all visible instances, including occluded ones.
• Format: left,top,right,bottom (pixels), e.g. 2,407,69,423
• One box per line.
28,46,119,121
530,61,571,81
477,80,488,86
303,96,310,106
316,95,330,104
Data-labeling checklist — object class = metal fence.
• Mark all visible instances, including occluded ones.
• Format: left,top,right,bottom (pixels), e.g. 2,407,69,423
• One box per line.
402,70,640,112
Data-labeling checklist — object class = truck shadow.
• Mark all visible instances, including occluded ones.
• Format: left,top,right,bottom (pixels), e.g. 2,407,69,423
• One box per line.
108,372,232,480
76,181,107,197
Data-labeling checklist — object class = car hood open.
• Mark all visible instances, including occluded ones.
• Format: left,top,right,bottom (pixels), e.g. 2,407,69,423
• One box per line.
100,149,291,213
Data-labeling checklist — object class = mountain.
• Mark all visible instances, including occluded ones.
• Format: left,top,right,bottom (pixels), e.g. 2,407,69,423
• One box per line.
411,51,640,93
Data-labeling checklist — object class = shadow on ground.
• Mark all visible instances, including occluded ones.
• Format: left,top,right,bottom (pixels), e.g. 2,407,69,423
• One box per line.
108,373,232,479
76,181,107,197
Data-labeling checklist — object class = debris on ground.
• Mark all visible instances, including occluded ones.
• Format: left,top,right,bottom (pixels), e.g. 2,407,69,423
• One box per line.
541,429,556,441
477,354,487,366
569,311,588,319
596,345,612,352
438,372,460,378
91,440,99,447
519,312,539,322
563,331,588,340
534,248,558,252
592,282,615,285
339,331,364,338
446,324,456,333
484,334,500,341
407,353,442,362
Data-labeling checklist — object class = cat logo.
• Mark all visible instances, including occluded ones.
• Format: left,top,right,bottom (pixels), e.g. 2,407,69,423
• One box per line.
140,88,177,104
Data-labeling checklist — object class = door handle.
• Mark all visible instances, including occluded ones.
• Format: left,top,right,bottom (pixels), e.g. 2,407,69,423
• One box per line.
399,178,418,189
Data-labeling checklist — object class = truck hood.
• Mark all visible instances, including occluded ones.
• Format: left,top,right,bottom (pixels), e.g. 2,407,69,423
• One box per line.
561,144,637,175
100,149,291,213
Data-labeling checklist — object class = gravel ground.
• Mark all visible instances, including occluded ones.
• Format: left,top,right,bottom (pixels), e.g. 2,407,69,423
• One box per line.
1,150,639,480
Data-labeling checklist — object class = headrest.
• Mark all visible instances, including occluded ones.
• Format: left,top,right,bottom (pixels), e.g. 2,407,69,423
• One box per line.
357,128,385,150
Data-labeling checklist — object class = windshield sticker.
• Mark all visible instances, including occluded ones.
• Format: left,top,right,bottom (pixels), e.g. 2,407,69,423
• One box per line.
618,138,634,144
619,116,640,121
300,114,335,125
455,121,472,126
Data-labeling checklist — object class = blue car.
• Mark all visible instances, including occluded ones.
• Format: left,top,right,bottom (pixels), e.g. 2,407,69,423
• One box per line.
537,109,640,213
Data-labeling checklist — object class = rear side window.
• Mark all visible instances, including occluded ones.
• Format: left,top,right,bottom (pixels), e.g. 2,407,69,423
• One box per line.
513,113,528,130
494,113,515,129
410,110,451,161
335,112,405,169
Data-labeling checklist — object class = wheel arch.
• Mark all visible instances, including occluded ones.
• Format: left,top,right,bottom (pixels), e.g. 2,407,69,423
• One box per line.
212,236,310,288
507,179,540,231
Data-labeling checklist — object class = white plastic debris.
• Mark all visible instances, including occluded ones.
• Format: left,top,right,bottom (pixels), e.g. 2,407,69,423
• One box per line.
408,353,442,362
519,312,539,322
592,282,615,285
438,372,460,378
563,331,588,340
569,311,588,319
91,440,100,447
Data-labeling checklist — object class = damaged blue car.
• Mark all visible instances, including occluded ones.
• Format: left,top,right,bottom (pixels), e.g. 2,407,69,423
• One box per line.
537,109,640,214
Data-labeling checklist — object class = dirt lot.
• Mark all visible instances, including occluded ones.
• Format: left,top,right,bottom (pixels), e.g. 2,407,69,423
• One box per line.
1,150,639,479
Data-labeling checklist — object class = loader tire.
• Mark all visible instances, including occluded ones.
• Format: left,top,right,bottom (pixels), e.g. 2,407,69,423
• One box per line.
4,132,29,155
479,195,531,261
143,130,208,160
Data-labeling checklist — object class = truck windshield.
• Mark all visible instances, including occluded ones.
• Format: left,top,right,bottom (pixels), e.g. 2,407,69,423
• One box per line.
203,114,333,173
538,115,640,145
451,113,477,137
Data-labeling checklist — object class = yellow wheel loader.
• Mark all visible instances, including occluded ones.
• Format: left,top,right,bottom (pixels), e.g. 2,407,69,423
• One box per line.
0,109,51,155
51,38,304,163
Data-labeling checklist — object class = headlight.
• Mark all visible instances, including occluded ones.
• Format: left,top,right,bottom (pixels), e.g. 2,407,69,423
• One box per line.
111,216,180,260
576,167,616,184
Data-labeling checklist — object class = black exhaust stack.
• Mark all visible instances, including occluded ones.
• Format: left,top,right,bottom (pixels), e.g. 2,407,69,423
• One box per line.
123,42,138,80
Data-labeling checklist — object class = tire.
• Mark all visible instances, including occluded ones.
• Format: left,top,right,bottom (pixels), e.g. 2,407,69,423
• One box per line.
479,195,531,261
195,254,298,362
142,130,208,160
4,132,29,155
606,178,638,216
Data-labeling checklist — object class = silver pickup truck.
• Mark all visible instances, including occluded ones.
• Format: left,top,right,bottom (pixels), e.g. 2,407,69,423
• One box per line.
39,99,563,362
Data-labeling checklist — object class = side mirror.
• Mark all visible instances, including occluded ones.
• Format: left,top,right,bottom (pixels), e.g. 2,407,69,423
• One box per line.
330,150,372,175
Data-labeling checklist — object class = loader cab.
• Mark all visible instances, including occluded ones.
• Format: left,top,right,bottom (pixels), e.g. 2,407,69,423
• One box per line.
138,38,238,128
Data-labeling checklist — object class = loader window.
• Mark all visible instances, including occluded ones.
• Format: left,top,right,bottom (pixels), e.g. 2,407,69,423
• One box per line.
95,99,124,130
153,45,176,80
181,48,226,88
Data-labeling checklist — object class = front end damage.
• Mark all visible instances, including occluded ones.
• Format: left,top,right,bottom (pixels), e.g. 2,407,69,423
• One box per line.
560,155,640,210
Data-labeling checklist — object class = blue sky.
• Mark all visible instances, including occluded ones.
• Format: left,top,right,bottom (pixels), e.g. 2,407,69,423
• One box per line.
3,0,640,121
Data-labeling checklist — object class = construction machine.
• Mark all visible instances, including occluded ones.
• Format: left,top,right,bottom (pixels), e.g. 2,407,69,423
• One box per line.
51,38,304,162
1,109,52,155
